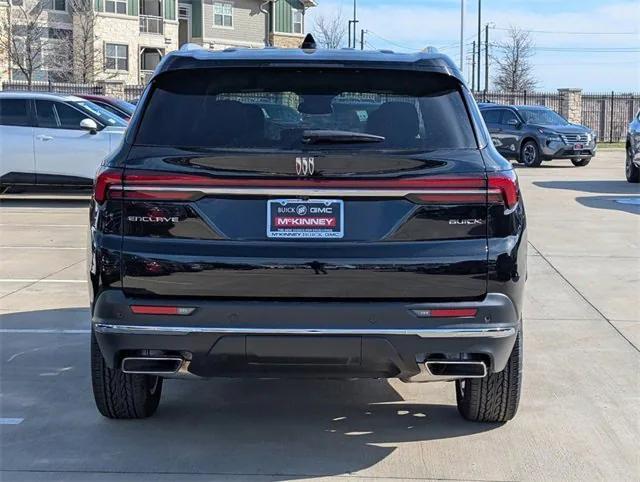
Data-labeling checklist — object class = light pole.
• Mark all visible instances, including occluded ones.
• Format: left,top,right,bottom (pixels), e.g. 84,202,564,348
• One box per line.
459,0,465,71
476,0,481,92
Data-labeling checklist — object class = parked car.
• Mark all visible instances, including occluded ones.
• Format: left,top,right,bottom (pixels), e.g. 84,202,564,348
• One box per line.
0,92,127,191
625,109,640,183
89,39,526,423
77,94,136,121
479,104,596,167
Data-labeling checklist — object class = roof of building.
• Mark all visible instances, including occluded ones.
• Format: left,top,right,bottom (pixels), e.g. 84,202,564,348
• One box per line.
153,45,464,83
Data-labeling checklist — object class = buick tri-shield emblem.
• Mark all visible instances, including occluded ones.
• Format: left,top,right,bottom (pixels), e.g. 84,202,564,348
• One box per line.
295,157,315,176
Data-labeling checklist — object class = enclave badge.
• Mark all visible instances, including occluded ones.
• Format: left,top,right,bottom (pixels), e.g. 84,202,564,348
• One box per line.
295,157,315,176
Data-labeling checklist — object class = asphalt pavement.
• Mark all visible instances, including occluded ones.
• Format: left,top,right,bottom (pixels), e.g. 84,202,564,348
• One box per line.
0,149,638,481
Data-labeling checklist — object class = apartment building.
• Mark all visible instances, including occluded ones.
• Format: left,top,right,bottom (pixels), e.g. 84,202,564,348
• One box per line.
0,0,315,85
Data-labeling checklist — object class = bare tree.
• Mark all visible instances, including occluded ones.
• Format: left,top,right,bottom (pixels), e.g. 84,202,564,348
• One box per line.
492,26,538,91
68,0,97,82
0,0,73,86
313,9,347,49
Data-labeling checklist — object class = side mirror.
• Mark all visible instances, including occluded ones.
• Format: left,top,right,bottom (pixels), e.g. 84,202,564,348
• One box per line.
80,118,98,134
506,118,521,128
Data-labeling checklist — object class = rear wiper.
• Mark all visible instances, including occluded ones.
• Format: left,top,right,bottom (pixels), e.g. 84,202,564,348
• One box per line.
302,130,385,145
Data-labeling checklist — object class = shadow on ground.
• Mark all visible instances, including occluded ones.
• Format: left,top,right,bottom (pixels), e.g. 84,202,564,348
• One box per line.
533,180,639,194
575,196,640,215
0,308,500,480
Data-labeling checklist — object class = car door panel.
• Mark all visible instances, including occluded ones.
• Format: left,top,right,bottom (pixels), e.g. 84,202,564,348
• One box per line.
499,110,522,156
481,109,509,155
33,100,111,182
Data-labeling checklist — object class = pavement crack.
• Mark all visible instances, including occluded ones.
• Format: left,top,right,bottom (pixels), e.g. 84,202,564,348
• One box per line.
0,258,85,301
529,240,639,353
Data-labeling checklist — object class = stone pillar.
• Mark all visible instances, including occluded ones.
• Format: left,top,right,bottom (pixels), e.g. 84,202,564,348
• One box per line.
558,88,582,124
98,80,125,99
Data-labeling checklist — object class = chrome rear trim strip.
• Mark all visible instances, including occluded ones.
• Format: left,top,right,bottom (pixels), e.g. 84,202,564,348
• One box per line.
112,186,498,198
94,324,516,339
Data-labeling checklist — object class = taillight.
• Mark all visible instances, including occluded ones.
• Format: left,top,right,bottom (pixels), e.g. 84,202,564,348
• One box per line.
488,170,519,210
94,168,123,203
95,170,519,208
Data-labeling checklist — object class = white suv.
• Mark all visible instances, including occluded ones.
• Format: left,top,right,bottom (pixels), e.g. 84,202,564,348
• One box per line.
0,92,127,192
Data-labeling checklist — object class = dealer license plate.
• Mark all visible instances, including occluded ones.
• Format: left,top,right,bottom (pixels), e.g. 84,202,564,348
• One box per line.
267,199,344,239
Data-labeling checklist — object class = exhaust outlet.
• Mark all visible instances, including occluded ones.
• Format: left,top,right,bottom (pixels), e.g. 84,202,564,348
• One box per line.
121,356,183,375
425,360,487,379
402,360,487,383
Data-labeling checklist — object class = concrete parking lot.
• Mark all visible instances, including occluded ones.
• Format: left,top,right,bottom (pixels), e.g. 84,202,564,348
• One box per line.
0,149,638,481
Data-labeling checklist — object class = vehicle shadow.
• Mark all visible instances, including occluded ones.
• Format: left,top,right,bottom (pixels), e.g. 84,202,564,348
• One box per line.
0,307,502,480
575,196,640,215
533,180,640,194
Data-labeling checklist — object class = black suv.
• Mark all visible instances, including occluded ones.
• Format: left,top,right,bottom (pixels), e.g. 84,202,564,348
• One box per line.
479,104,596,167
89,42,526,423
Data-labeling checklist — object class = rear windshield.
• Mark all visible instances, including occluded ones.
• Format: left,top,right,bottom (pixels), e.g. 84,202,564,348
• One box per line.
135,68,477,151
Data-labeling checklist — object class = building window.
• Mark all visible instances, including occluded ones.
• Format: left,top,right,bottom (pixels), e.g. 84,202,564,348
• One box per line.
49,0,66,11
292,8,303,34
105,0,127,14
213,2,232,27
11,0,24,6
105,43,128,71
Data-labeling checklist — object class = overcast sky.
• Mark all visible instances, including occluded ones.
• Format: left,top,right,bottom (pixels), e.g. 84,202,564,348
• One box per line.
306,0,640,92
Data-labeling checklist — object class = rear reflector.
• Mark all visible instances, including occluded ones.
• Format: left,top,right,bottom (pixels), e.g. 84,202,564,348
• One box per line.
412,308,478,318
130,305,196,315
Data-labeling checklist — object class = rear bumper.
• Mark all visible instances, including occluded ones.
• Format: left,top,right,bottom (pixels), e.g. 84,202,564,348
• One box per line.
93,290,521,380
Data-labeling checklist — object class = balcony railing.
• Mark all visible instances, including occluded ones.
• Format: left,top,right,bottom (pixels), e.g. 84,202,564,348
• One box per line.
140,15,163,35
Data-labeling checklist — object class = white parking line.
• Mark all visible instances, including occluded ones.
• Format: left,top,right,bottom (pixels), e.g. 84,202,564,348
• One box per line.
0,224,86,227
0,418,24,425
0,247,84,250
0,329,90,334
0,279,86,283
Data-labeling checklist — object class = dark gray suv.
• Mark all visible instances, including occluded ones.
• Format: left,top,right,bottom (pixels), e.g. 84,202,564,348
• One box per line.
626,109,640,183
480,104,596,167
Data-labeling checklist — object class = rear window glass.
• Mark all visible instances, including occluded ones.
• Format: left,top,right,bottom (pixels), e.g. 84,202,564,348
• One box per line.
135,68,476,151
0,99,30,127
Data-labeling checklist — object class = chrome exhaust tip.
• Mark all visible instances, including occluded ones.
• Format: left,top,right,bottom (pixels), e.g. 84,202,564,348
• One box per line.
121,356,183,375
402,360,487,383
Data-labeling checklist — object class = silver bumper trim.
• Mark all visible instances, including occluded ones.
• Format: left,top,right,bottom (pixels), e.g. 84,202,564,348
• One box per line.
94,324,516,339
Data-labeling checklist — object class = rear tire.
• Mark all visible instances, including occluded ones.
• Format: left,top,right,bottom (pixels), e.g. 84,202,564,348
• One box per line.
91,328,163,419
571,157,591,167
520,141,542,167
455,332,522,423
626,145,640,183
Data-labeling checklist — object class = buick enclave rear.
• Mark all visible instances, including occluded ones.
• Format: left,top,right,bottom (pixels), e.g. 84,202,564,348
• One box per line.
89,44,526,422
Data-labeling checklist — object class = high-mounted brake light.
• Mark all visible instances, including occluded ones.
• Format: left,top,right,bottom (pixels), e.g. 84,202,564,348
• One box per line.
488,170,519,210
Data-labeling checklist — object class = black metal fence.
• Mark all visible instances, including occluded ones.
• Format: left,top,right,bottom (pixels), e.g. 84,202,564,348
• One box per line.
2,80,104,95
582,92,640,143
124,85,145,102
474,90,563,113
